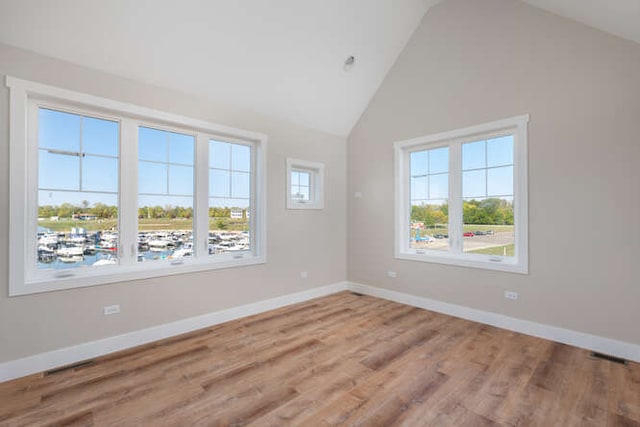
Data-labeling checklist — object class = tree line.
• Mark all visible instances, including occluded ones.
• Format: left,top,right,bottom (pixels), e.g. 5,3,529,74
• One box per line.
38,203,246,220
411,198,513,226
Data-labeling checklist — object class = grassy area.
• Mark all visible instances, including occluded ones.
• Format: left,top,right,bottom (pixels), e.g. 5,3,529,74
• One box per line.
467,244,515,257
417,224,514,236
38,217,249,233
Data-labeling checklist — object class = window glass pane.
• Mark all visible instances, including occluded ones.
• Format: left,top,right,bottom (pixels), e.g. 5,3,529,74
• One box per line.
138,127,167,162
83,116,118,157
169,132,194,165
429,147,449,174
409,146,449,252
410,151,428,176
138,127,194,263
169,165,193,195
462,140,486,170
462,135,515,256
231,172,250,199
39,150,80,191
38,108,80,152
37,108,120,272
139,162,168,194
210,140,230,170
231,144,251,172
410,177,428,201
487,135,513,167
429,174,448,200
298,171,310,187
83,156,118,193
209,140,251,256
291,171,300,186
487,166,513,197
210,169,230,198
463,170,486,198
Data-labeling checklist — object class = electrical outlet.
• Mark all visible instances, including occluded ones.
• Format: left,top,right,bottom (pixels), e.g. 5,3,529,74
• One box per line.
504,291,519,300
354,191,363,199
387,271,397,278
104,304,120,316
299,271,308,279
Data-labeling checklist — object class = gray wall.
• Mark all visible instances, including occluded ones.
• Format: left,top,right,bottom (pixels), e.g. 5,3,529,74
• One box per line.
0,43,347,363
348,0,640,345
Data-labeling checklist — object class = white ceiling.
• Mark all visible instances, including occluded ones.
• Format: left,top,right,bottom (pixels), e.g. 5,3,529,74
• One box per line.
0,1,638,136
0,0,438,136
521,0,640,47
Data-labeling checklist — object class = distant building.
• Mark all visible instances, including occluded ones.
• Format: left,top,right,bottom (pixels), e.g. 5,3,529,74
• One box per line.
73,213,98,221
230,208,243,219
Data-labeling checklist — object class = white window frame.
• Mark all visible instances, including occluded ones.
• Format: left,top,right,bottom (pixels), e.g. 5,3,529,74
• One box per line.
286,158,325,210
7,76,267,296
394,115,529,274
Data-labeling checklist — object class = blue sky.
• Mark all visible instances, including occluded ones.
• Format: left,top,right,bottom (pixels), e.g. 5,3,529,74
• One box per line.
38,108,251,210
410,135,514,205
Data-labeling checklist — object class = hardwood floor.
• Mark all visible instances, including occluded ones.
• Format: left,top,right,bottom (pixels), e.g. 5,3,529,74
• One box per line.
1,291,639,426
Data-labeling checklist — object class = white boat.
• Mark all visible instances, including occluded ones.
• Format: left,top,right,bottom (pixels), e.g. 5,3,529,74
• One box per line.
93,257,117,266
58,255,83,263
68,235,87,244
172,243,193,258
148,239,173,248
38,233,59,246
56,246,84,257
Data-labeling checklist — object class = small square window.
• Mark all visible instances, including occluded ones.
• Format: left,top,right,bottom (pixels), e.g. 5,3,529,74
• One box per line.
286,158,324,210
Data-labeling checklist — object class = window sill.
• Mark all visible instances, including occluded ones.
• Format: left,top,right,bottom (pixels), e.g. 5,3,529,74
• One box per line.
286,201,324,210
395,250,528,274
12,254,266,296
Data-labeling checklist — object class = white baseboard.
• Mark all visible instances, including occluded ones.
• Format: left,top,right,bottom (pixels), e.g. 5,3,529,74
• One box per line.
347,282,640,363
0,281,348,383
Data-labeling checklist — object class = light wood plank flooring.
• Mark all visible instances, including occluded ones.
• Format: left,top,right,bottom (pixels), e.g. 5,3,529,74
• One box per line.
1,291,639,426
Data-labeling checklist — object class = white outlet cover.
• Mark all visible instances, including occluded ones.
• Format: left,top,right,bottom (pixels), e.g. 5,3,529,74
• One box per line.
504,291,519,300
104,304,120,315
387,271,397,278
300,271,308,279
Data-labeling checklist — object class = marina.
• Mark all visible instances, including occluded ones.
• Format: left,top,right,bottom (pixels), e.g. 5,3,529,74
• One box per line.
37,229,250,269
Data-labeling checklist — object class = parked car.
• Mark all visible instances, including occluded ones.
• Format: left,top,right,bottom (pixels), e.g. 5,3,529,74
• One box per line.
433,234,445,239
486,230,494,235
463,232,474,237
474,230,486,236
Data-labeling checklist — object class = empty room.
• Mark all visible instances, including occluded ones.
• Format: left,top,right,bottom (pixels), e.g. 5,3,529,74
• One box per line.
0,0,639,425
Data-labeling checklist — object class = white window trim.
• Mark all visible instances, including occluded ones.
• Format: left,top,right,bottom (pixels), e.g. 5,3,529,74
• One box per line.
286,158,325,210
7,76,268,296
394,114,529,274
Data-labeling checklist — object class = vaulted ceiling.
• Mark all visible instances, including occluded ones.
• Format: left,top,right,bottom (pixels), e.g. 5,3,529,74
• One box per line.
0,0,637,136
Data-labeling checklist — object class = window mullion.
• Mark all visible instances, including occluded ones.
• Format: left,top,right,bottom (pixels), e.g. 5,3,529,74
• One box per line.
448,142,462,254
119,119,138,266
195,133,209,257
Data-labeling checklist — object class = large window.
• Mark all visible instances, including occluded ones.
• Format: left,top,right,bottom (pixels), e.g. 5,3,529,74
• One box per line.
395,115,528,273
8,77,267,295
